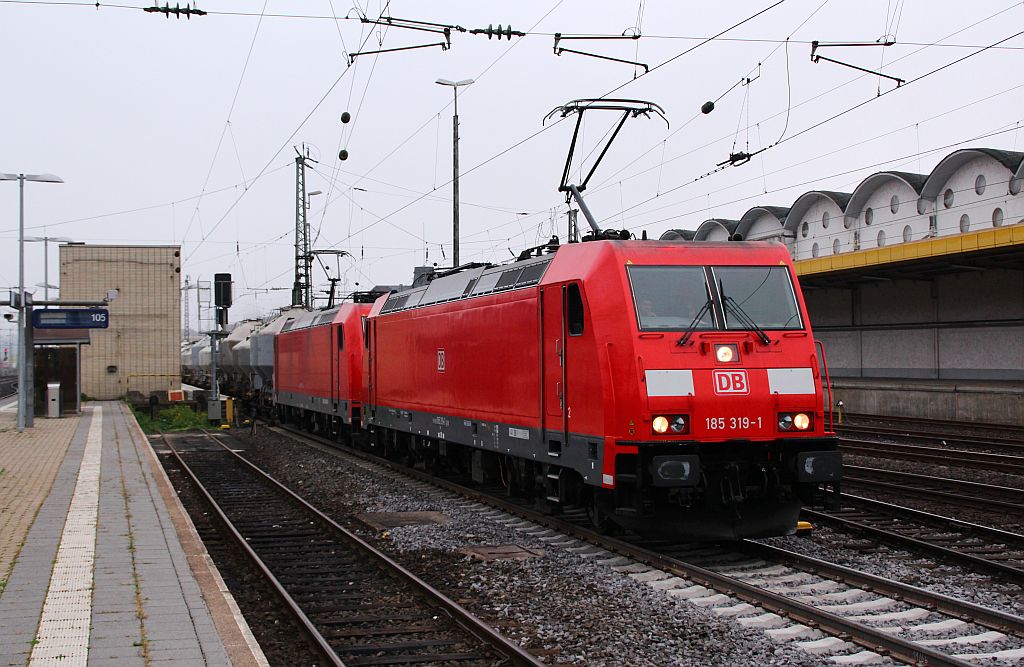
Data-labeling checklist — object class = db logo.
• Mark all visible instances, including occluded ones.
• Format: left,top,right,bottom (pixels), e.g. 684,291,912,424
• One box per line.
713,370,749,395
437,348,446,373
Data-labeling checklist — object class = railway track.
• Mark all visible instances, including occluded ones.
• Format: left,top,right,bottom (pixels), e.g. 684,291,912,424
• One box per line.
844,465,1024,513
839,438,1024,475
163,431,541,667
801,494,1024,586
838,422,1024,455
273,425,1024,666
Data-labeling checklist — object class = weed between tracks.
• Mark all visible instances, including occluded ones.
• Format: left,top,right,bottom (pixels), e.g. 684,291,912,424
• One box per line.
130,404,208,433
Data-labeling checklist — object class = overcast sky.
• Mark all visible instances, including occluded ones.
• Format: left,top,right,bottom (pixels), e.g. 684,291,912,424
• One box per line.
2,0,1022,334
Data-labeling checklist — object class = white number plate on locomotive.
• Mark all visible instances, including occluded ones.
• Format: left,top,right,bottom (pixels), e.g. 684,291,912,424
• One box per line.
704,416,764,430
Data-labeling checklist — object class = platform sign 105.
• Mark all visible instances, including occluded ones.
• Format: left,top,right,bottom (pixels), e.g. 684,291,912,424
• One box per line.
32,308,110,329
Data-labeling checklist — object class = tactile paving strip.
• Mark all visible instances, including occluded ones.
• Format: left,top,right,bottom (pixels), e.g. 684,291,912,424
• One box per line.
29,406,103,667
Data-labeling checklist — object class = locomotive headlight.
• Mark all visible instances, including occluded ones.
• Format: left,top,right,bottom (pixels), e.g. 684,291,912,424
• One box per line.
778,412,813,432
652,415,689,435
715,343,739,363
652,416,670,434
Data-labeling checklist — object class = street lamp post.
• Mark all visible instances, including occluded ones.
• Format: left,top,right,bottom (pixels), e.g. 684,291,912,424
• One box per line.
1,172,64,432
435,78,474,268
27,236,74,303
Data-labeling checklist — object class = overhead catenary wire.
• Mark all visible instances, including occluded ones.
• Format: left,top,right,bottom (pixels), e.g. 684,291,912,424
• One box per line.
660,22,1024,185
611,120,1024,231
5,0,1021,312
590,0,831,192
610,88,1024,227
589,0,1018,196
184,5,391,262
581,7,1024,224
0,163,293,235
6,0,1024,53
313,17,388,247
181,0,269,245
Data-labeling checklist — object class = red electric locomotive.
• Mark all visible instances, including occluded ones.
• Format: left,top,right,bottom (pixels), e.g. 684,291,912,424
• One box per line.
275,300,374,435
363,239,841,539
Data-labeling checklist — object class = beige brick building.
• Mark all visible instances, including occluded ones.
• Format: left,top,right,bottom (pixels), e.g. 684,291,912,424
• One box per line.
59,245,181,399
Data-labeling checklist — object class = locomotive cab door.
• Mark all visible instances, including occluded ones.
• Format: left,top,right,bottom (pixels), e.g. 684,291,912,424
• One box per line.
329,325,337,416
540,285,565,454
541,283,583,457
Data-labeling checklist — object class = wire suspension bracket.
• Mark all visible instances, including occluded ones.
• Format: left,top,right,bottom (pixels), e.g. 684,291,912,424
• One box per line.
553,32,649,73
348,16,465,64
810,40,904,86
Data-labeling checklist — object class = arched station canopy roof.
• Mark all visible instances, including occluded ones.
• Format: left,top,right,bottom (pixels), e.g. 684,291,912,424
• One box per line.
1013,156,1024,194
782,191,852,233
660,229,697,241
693,219,740,240
736,206,790,239
920,148,1024,202
843,171,927,220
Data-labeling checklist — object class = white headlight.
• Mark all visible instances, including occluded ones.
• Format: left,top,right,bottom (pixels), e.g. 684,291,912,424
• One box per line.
652,416,670,434
715,344,738,363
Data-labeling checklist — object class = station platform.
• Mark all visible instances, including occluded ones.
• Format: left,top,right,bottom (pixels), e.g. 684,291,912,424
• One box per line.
0,400,266,666
828,377,1024,427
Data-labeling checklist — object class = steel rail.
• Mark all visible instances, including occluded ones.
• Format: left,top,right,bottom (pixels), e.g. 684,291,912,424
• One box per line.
833,493,1024,543
194,430,544,667
273,425,1007,667
839,438,1024,474
845,466,1024,512
840,412,1024,434
800,501,1024,585
161,434,344,666
739,540,1024,635
838,421,1024,452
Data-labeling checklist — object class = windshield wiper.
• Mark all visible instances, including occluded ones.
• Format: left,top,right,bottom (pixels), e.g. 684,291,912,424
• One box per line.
723,295,771,345
676,298,713,347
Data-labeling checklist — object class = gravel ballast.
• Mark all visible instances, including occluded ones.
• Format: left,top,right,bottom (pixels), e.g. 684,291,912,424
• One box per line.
237,427,836,665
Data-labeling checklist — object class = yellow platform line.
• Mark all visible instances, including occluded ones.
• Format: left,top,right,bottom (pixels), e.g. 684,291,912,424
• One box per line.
29,407,103,667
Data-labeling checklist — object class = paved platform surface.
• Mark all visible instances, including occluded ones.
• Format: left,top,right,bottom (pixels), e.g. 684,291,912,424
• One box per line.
0,401,266,666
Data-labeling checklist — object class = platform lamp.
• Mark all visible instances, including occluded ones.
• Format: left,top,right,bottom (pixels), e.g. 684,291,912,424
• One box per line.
435,78,474,268
1,172,64,433
27,235,74,303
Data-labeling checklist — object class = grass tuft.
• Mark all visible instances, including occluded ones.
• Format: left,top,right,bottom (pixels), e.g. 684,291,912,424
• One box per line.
130,404,208,433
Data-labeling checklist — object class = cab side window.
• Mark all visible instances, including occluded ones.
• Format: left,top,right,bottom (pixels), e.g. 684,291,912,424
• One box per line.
567,283,585,336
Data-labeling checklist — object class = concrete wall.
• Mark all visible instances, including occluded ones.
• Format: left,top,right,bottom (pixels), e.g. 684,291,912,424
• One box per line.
808,268,1023,382
830,378,1024,427
59,245,181,399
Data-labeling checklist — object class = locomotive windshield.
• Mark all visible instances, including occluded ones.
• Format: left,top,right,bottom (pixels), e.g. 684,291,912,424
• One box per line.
627,265,803,331
627,266,716,331
714,266,802,330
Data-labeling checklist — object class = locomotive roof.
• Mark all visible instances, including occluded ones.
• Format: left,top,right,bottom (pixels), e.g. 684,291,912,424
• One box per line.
374,239,792,316
273,301,371,333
